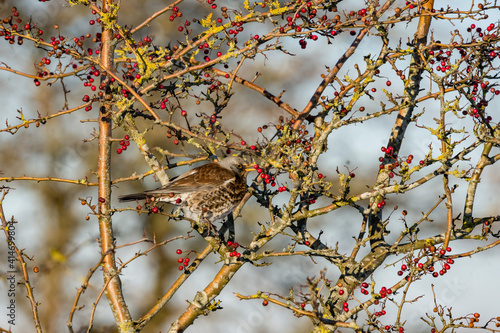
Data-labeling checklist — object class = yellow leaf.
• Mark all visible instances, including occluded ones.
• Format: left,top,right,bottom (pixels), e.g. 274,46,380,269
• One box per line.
50,248,66,264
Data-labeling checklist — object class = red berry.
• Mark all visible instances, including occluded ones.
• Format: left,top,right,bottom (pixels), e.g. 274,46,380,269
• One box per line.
176,249,182,254
116,148,122,154
151,206,158,213
262,300,268,306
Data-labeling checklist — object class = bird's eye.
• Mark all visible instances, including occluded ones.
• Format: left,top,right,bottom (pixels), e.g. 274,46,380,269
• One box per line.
237,164,243,169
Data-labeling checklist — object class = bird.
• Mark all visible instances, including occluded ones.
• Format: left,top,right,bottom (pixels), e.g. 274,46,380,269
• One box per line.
118,156,253,224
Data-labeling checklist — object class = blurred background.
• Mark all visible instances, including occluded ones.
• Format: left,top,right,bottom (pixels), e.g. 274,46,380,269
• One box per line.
1,0,500,332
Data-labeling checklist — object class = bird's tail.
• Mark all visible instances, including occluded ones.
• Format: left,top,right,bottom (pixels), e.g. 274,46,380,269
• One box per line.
118,193,148,202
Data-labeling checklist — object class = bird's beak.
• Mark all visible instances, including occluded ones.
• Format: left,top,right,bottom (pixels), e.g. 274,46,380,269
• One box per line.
245,163,257,172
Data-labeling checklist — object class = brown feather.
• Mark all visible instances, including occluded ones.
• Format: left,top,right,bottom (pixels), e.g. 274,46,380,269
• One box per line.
118,156,250,222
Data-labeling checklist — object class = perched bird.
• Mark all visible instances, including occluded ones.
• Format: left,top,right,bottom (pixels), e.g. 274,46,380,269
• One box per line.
118,156,252,223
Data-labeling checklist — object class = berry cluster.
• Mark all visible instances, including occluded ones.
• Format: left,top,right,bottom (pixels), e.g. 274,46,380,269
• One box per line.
175,249,190,271
378,146,425,180
0,7,44,46
431,22,500,123
393,245,455,281
134,197,163,214
385,325,404,333
254,164,277,187
227,241,240,258
116,135,131,154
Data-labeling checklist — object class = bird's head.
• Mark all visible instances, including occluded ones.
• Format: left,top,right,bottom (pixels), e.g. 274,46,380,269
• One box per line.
218,156,255,176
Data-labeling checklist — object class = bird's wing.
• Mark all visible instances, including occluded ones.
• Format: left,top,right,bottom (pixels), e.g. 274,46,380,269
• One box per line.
144,163,236,195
